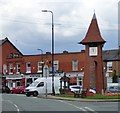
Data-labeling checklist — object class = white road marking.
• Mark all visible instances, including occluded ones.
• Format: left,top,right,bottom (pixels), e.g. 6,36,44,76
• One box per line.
2,99,20,113
57,100,99,113
58,100,89,113
84,107,98,113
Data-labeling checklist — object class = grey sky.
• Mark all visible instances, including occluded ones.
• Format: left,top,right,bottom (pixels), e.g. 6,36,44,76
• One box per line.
0,0,119,55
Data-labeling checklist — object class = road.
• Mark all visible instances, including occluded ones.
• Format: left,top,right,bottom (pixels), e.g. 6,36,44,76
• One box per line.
1,94,119,113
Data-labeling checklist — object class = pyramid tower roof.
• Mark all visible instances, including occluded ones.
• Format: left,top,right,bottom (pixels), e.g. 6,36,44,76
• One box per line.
80,13,106,45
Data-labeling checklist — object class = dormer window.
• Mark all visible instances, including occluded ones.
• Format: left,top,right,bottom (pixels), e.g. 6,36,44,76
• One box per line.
14,53,19,58
10,53,13,58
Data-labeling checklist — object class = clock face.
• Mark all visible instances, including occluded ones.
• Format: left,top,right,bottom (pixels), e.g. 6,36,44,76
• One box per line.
89,47,98,56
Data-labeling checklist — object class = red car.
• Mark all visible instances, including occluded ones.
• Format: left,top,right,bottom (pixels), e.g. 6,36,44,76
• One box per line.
11,86,25,94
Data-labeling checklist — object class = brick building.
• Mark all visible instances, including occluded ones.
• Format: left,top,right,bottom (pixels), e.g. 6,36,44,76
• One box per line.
1,37,86,88
103,49,120,83
0,13,120,92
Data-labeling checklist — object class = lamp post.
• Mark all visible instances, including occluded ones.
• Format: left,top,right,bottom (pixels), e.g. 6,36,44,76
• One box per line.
42,10,55,95
37,48,44,77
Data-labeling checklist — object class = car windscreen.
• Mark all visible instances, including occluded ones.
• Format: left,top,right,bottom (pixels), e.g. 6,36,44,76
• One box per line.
29,81,39,87
71,86,81,89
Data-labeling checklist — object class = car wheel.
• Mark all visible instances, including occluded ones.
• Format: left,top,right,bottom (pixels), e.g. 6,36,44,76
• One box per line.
11,90,13,94
33,91,38,97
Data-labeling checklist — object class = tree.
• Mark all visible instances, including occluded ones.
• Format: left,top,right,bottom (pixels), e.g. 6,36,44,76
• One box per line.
112,70,118,83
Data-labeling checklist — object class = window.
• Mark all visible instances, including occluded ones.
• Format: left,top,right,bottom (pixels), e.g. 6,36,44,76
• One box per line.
38,62,43,73
9,64,13,74
77,77,82,85
107,62,112,72
16,81,20,87
14,53,19,58
16,63,20,74
37,82,44,87
49,60,59,73
26,62,31,73
3,64,7,75
10,53,13,58
72,59,78,71
54,60,59,72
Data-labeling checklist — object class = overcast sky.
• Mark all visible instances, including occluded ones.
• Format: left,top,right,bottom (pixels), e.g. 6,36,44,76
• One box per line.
0,0,119,55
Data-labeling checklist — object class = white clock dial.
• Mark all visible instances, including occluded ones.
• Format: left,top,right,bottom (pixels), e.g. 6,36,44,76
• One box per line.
89,47,98,56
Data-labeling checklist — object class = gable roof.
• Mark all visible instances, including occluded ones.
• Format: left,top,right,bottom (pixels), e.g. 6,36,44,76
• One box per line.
1,37,23,56
103,49,120,61
80,13,106,45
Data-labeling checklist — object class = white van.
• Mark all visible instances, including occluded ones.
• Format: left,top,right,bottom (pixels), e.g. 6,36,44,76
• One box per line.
106,83,120,93
24,77,60,97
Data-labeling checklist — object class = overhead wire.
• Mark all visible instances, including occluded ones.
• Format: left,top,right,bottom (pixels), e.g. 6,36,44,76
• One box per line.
0,15,118,31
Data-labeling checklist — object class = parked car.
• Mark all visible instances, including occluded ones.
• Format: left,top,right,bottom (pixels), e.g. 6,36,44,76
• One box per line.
2,86,11,93
70,85,82,93
11,86,25,94
106,83,120,93
70,85,96,94
106,86,120,93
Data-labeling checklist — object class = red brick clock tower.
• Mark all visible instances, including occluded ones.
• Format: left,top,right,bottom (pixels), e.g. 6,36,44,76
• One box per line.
80,13,106,94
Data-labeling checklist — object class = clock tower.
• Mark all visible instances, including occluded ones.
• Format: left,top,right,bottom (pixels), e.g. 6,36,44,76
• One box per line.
79,13,106,94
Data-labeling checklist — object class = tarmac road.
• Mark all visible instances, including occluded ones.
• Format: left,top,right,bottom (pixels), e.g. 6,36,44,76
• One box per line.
1,94,119,113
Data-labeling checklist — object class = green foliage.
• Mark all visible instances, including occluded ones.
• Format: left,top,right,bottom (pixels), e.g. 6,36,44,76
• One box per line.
112,70,118,83
56,94,120,99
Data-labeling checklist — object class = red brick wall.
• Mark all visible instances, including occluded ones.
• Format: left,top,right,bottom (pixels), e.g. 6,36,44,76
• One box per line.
54,52,85,73
2,41,23,74
19,52,85,74
83,44,106,94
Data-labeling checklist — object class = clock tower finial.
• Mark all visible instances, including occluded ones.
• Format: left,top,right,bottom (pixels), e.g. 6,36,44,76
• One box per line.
92,12,96,19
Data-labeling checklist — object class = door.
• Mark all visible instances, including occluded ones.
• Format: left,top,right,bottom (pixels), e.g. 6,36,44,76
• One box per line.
36,82,45,94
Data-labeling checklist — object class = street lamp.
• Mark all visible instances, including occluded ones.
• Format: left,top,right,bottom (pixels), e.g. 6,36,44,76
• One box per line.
37,48,44,77
37,48,43,61
42,10,55,95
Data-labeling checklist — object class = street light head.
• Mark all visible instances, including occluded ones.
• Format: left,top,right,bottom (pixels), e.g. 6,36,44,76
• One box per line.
41,10,53,14
37,48,42,50
41,10,48,12
37,48,43,54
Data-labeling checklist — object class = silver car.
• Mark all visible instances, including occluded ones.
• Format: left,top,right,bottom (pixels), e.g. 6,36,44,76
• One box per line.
70,85,96,94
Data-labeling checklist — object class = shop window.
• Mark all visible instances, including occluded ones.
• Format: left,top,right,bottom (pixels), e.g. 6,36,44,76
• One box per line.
26,78,33,87
16,81,20,87
78,77,82,85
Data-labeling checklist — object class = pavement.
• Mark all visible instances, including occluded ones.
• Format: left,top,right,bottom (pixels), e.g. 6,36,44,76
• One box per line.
38,95,120,102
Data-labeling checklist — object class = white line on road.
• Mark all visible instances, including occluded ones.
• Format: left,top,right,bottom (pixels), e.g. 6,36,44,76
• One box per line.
58,100,89,113
84,107,98,113
2,99,20,113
